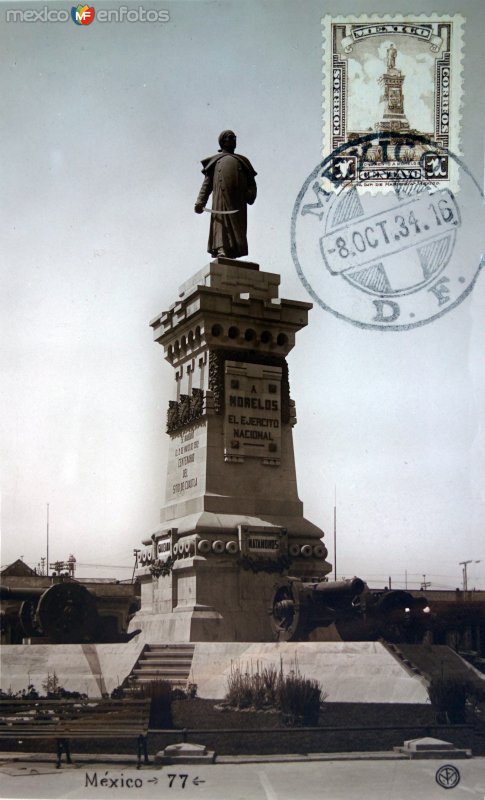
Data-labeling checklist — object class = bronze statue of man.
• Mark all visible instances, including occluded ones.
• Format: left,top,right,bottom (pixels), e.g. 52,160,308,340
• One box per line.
387,42,397,71
194,130,257,259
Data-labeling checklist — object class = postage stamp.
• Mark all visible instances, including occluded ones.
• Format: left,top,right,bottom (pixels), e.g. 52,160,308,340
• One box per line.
291,134,484,331
322,15,464,189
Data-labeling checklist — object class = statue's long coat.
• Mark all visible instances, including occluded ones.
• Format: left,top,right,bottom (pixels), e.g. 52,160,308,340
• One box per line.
196,152,257,258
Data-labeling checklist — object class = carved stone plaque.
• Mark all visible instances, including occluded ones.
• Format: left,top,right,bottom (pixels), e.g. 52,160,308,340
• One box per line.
224,361,281,463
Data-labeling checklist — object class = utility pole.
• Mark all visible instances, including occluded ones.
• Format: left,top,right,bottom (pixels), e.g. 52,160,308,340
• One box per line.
333,486,337,582
132,549,141,583
459,560,480,591
46,503,50,578
421,574,431,590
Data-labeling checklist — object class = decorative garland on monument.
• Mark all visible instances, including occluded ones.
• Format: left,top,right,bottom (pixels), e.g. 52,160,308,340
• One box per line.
166,388,204,434
149,557,175,577
238,554,292,574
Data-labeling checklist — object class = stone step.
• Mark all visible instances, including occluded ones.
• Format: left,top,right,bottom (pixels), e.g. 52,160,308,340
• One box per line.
141,650,194,661
125,677,187,697
139,659,193,668
145,644,195,651
131,680,190,687
144,646,195,653
132,668,191,678
122,644,195,692
143,652,194,660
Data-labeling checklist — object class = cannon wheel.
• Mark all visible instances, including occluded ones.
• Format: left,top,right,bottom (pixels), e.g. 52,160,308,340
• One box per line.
19,598,42,637
37,582,99,643
270,583,301,641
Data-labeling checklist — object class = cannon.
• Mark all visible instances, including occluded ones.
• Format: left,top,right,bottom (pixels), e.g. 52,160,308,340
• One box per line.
270,577,430,643
271,577,366,640
0,582,99,643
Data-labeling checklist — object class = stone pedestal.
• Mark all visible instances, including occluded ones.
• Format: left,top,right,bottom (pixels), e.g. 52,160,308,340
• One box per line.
396,737,472,759
375,68,410,133
130,258,331,642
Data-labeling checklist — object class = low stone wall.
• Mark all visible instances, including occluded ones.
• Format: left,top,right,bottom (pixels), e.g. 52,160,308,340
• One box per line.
147,724,477,757
0,725,479,758
163,698,480,756
1,697,482,756
171,699,437,730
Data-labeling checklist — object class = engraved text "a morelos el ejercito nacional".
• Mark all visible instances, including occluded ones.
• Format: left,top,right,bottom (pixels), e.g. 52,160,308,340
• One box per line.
229,395,279,411
227,415,280,428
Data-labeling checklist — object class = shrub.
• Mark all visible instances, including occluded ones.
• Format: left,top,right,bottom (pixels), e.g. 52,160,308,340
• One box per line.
143,680,174,728
223,658,327,725
225,665,254,709
427,678,468,723
132,680,198,727
42,671,61,697
277,673,323,726
40,671,84,699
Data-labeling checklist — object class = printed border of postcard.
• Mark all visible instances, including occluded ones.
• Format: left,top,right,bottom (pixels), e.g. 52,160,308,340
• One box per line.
322,14,464,190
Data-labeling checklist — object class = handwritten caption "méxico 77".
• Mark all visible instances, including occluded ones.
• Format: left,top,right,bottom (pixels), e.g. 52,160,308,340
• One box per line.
85,772,205,789
320,189,460,275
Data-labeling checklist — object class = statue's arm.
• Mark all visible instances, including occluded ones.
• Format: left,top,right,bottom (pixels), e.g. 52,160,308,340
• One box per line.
246,173,257,206
194,174,212,214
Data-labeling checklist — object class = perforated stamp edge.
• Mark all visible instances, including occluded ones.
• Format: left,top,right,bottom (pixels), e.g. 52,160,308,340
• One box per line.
322,14,465,192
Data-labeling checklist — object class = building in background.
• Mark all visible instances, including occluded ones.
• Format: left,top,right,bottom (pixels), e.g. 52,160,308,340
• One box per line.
0,559,140,645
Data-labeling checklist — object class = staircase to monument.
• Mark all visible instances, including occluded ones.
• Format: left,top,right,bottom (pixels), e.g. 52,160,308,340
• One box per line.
125,644,195,691
384,642,485,692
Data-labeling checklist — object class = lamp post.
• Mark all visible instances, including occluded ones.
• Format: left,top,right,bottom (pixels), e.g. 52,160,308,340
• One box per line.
459,560,480,591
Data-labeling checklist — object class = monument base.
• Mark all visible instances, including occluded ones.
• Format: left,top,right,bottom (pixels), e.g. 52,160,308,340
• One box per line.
130,560,290,642
133,255,332,643
0,641,432,704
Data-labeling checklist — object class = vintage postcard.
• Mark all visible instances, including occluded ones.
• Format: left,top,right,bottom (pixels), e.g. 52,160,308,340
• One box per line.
1,1,484,799
322,15,464,188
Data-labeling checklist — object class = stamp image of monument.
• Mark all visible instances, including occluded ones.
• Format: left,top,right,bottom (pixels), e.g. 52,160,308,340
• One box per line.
322,16,464,187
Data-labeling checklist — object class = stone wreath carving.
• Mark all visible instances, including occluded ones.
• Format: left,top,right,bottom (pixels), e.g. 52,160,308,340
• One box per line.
166,388,205,433
150,556,175,578
238,554,292,574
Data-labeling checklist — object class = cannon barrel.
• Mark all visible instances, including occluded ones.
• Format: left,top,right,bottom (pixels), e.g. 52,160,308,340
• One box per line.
271,577,366,641
270,577,430,642
0,585,45,600
312,578,366,597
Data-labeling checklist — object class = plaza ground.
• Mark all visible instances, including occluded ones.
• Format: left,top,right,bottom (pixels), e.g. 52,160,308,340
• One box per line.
1,753,485,800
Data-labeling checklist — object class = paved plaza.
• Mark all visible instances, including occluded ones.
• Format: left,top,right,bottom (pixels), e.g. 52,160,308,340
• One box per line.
1,755,485,800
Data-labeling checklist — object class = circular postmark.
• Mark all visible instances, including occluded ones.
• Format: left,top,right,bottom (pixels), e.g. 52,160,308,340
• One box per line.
291,133,484,330
435,764,460,790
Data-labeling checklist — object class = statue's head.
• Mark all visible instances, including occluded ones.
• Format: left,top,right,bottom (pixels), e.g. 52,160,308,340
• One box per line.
218,130,237,153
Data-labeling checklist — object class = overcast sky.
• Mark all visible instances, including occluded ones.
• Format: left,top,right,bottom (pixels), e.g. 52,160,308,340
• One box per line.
1,0,484,591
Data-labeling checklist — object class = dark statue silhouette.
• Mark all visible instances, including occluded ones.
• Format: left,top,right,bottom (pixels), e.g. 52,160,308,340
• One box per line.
194,130,257,258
